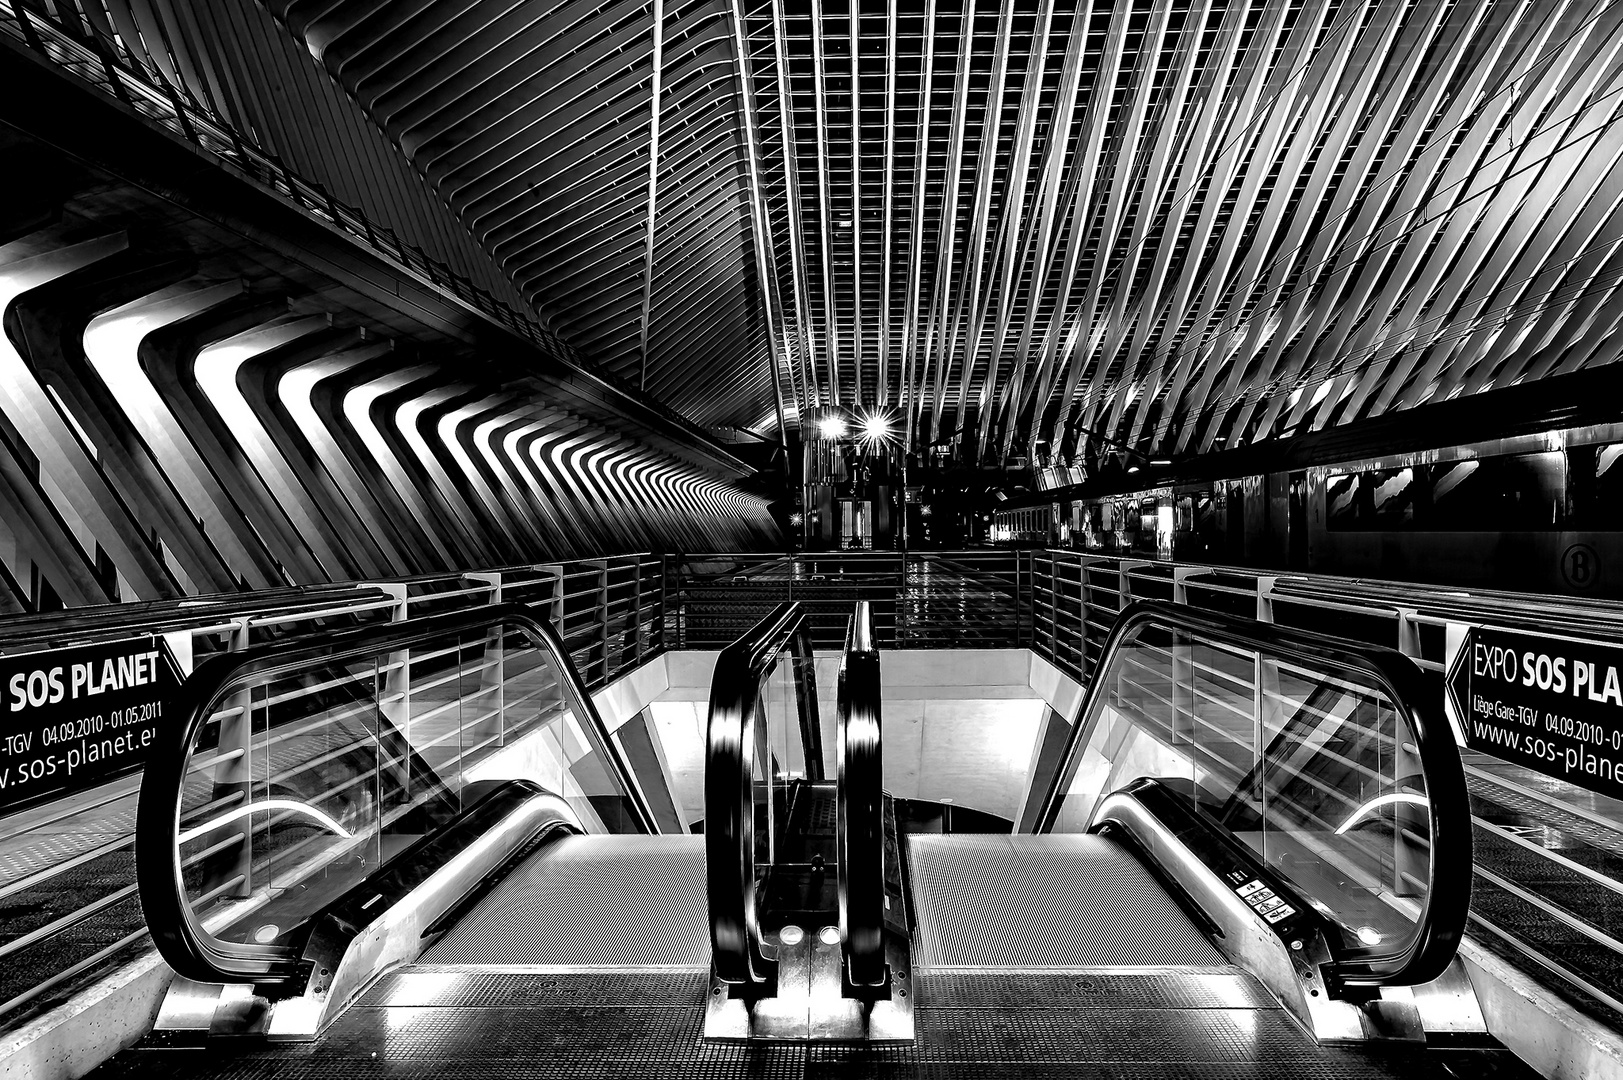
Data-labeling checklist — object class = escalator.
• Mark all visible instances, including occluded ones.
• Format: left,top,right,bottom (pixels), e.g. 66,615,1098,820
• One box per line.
112,599,868,1058
99,598,1538,1077
894,599,1532,1076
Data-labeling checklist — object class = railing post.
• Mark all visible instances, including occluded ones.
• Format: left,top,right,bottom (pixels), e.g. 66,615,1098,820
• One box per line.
1044,551,1055,655
1393,605,1423,897
543,564,565,628
201,617,254,901
1256,576,1278,624
1117,560,1151,612
1066,553,1084,677
1253,651,1285,814
633,556,645,666
1396,606,1421,659
657,554,669,652
592,560,610,684
165,630,195,679
541,564,567,676
466,572,505,747
1172,565,1197,607
665,553,682,651
376,583,412,792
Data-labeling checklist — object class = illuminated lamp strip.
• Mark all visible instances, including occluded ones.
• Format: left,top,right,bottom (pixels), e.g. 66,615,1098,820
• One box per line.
178,799,353,845
1335,792,1431,835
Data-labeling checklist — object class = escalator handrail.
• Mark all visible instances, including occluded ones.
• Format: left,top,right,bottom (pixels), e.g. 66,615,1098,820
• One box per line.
838,601,886,986
1032,599,1472,988
135,601,655,985
705,601,823,985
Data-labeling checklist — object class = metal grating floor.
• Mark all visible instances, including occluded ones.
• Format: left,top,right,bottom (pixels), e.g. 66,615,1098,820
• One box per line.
89,830,1540,1078
419,834,710,969
96,969,1538,1078
907,834,1227,969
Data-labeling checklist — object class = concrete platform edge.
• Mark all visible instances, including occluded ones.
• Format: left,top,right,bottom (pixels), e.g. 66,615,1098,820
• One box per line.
0,951,171,1080
1461,936,1623,1080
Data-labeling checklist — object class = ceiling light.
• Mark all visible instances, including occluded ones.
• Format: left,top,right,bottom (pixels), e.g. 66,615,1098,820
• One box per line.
818,415,847,439
860,413,892,441
1151,459,1172,466
1127,465,1140,473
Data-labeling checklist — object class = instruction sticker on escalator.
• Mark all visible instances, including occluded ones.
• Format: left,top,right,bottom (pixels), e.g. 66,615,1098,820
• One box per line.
1446,624,1623,801
0,637,180,817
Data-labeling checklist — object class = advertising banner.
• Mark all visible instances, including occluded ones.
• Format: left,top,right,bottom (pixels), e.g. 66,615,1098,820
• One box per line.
0,636,181,816
1446,624,1623,801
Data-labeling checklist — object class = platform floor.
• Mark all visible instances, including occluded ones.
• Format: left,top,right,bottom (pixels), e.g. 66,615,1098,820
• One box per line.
94,968,1538,1079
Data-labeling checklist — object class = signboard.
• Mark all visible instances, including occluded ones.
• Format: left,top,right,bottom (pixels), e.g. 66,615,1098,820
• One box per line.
1446,625,1623,801
0,637,181,816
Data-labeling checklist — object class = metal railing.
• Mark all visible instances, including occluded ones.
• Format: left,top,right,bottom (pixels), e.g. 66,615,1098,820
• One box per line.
0,553,662,1027
672,551,1024,649
10,544,1623,1027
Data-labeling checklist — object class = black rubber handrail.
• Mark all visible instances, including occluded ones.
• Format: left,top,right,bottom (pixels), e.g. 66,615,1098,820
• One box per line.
1032,599,1472,988
135,601,654,985
837,602,886,987
705,602,823,986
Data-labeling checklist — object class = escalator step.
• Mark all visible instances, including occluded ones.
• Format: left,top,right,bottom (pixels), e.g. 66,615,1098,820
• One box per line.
915,970,1273,1010
908,835,1226,969
419,835,709,968
360,970,707,1008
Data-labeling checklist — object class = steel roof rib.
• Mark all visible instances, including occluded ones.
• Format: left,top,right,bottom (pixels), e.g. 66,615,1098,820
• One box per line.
972,0,1060,461
1232,0,1469,442
1384,10,1623,418
922,0,980,444
849,0,863,409
249,1,1623,459
994,4,1091,458
809,0,840,404
899,0,938,453
1021,0,1137,451
1197,2,1385,446
948,0,1018,446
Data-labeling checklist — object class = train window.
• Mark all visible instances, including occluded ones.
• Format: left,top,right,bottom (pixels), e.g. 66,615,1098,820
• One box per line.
1328,467,1419,529
1576,444,1623,529
1425,451,1566,531
1369,467,1418,525
1326,472,1362,529
1176,496,1195,533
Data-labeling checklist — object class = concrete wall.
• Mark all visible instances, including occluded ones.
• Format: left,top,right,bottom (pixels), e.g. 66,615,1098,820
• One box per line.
650,649,1057,827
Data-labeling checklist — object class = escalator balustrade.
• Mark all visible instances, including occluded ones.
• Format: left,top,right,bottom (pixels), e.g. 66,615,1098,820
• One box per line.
135,602,663,1037
922,598,1477,1044
703,600,910,1040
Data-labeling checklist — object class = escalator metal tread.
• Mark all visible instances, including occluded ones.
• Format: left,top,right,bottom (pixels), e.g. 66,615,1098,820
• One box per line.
360,969,709,1007
103,986,1538,1078
914,969,1274,1009
419,835,709,968
908,834,1227,969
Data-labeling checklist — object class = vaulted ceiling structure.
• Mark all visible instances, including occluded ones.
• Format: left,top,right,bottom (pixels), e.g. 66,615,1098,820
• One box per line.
270,0,1623,466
